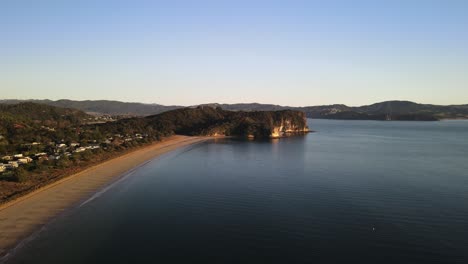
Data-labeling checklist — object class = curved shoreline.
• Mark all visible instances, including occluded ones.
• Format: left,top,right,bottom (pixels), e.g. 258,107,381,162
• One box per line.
0,135,208,259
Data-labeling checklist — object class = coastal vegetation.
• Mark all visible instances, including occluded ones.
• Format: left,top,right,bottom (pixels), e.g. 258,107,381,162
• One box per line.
143,106,309,137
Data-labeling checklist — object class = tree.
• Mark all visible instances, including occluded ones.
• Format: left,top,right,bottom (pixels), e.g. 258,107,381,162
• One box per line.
12,167,29,182
55,155,70,168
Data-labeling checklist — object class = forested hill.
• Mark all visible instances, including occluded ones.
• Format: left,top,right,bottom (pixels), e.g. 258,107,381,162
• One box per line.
0,103,308,152
0,103,92,149
0,102,91,129
2,99,467,120
0,99,181,116
143,106,309,138
93,106,309,139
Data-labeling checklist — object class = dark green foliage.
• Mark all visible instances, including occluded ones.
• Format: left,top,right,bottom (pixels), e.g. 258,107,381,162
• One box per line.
142,106,309,138
0,103,91,154
0,102,90,127
88,106,308,138
55,155,71,168
12,167,28,182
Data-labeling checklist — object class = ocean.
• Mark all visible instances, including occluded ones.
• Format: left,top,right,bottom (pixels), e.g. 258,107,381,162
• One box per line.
6,119,468,264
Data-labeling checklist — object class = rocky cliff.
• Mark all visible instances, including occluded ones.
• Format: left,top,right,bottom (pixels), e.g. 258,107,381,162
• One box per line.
145,107,309,138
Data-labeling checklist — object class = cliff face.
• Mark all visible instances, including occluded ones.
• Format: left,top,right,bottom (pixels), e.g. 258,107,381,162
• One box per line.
269,114,310,138
145,107,309,138
239,110,309,138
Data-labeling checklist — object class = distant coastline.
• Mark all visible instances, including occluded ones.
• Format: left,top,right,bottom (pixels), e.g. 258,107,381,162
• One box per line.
2,99,467,120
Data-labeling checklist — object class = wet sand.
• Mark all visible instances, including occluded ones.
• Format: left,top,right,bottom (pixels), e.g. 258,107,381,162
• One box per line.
0,135,207,258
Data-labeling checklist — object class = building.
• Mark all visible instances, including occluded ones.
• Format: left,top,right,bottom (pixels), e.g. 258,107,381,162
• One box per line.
14,154,23,158
17,158,28,164
17,157,33,164
38,156,49,161
0,164,6,173
8,161,19,168
74,147,86,153
1,156,12,161
70,143,80,147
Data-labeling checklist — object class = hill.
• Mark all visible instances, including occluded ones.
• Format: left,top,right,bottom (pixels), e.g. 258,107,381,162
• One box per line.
2,99,468,120
93,106,309,139
0,99,181,116
0,103,93,154
142,106,309,138
306,101,468,120
0,102,91,131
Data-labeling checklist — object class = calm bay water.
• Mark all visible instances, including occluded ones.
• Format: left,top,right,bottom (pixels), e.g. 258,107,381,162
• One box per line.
6,119,468,264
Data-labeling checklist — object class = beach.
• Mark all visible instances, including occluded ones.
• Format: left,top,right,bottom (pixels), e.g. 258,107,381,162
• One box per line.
0,135,207,259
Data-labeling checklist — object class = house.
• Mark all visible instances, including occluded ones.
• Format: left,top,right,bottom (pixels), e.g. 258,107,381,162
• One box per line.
57,143,67,148
41,126,55,131
23,142,42,147
38,156,49,161
17,158,29,164
14,154,23,158
1,156,12,161
74,147,86,153
8,161,19,168
4,164,14,170
70,143,80,147
35,152,48,157
0,164,6,173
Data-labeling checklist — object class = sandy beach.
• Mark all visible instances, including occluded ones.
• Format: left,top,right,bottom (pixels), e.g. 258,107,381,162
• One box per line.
0,135,207,258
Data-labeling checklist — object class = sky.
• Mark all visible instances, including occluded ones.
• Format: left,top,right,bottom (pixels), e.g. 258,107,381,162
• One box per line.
1,0,468,106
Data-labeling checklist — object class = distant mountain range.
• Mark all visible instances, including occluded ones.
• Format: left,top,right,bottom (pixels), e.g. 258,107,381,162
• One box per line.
1,99,468,120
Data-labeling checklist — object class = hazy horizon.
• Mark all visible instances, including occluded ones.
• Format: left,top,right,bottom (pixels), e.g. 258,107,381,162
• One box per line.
1,1,468,106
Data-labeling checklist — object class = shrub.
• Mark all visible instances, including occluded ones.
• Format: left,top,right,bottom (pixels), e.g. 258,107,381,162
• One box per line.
12,167,29,182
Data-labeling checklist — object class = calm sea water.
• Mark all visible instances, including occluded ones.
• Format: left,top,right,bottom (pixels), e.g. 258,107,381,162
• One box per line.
6,120,468,264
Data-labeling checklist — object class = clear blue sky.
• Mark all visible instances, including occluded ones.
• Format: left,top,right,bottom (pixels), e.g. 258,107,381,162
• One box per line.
1,0,467,106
